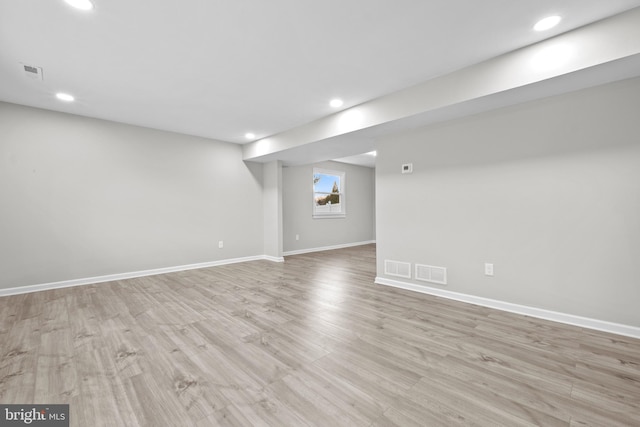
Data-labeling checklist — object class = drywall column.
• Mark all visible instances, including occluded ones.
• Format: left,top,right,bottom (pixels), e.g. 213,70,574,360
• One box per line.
262,160,284,261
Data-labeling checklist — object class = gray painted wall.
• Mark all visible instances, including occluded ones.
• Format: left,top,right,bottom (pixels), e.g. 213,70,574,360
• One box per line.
376,76,640,327
283,161,375,253
0,102,264,290
263,161,283,258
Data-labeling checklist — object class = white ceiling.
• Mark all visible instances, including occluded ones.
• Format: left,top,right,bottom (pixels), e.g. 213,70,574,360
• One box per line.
2,0,640,164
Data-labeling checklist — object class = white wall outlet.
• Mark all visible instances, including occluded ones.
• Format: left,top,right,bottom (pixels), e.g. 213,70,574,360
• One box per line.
218,241,224,249
401,163,413,174
295,234,299,241
485,263,494,276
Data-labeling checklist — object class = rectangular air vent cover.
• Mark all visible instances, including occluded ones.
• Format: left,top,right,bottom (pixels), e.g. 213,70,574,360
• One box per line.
415,264,447,285
384,260,411,279
22,63,43,81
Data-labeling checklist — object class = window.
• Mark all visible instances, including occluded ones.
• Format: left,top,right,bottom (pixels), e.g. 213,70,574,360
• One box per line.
313,168,345,218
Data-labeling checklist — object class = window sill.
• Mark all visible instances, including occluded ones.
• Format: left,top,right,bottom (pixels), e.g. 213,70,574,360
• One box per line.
313,214,346,219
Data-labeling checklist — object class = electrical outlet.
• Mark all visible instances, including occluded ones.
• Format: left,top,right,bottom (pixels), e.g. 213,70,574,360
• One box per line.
218,241,224,249
485,263,494,276
295,234,299,241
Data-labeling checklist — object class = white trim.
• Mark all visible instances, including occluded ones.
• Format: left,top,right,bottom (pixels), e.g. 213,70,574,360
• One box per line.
375,276,640,340
0,255,283,297
312,213,346,219
284,240,376,256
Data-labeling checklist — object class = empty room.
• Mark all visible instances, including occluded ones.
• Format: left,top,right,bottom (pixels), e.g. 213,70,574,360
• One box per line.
1,1,640,426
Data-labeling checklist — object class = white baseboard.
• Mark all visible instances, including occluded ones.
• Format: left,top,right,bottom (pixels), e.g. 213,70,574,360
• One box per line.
375,276,640,340
283,240,376,256
0,255,283,297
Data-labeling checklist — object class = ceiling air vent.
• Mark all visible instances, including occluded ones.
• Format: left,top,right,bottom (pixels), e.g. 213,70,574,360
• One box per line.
22,63,43,81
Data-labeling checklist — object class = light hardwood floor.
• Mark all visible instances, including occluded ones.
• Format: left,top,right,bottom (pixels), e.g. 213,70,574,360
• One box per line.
1,244,639,426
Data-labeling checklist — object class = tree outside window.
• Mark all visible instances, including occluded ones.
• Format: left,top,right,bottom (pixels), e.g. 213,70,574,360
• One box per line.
313,168,345,218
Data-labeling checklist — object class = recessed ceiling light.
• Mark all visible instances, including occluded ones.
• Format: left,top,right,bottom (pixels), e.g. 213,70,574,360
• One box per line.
245,132,256,140
330,99,344,108
366,151,377,157
56,92,75,102
64,0,94,11
534,15,561,31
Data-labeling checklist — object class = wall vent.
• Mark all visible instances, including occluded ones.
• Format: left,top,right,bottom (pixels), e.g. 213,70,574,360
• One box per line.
21,63,43,81
384,260,411,279
415,264,447,285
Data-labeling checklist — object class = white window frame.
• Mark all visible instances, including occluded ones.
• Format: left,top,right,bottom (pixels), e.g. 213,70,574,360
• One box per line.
312,168,346,219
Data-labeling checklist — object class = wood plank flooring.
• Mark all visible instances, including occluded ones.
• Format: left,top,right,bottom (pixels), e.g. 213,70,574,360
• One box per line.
1,244,639,426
